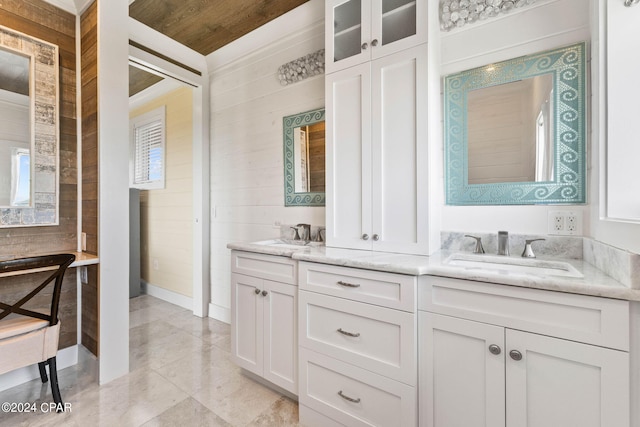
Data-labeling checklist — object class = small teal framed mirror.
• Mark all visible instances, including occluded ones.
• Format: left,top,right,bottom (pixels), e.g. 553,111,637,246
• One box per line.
283,108,325,206
444,42,587,205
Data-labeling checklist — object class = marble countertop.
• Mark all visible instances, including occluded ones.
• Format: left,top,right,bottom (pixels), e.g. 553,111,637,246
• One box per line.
227,240,640,302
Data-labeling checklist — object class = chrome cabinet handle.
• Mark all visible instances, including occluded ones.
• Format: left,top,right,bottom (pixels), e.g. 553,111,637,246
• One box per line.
488,344,501,355
261,290,268,296
254,288,261,295
371,39,379,47
338,390,361,403
337,328,361,338
361,42,368,50
510,350,523,361
625,0,639,7
337,280,361,288
372,234,379,241
362,233,369,240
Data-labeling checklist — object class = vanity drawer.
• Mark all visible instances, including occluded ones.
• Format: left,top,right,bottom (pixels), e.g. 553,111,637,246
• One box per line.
231,251,297,285
299,290,416,385
299,347,417,427
420,276,630,351
299,262,416,312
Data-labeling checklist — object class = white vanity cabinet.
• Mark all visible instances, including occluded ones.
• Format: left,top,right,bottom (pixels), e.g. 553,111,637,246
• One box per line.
419,276,631,427
325,44,429,255
230,251,298,395
326,0,427,74
297,261,419,426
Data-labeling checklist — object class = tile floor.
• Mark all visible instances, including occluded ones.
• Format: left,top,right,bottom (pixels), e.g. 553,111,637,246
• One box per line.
0,295,300,426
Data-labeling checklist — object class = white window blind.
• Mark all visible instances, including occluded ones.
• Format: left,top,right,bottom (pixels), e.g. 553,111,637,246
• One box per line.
130,106,165,189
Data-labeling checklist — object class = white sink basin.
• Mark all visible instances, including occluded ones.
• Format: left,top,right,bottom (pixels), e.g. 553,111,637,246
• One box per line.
444,253,583,278
252,239,323,250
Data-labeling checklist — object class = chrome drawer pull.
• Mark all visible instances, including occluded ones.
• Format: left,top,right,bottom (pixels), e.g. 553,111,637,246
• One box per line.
337,328,360,338
338,390,361,403
337,280,360,288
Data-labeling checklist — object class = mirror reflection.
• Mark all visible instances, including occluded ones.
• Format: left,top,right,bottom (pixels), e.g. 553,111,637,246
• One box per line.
0,48,31,208
292,121,325,193
467,74,554,185
283,108,325,206
444,42,586,205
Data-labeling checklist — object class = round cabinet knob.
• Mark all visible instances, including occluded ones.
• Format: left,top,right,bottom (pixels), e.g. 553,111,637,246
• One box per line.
254,289,261,295
261,290,268,297
509,350,523,361
372,234,379,241
371,39,379,47
361,42,368,50
488,344,501,355
362,234,369,241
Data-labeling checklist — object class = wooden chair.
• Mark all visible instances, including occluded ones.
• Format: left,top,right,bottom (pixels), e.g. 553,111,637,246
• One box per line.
0,253,75,409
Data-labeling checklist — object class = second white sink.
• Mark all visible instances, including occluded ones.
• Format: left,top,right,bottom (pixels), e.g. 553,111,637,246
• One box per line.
444,253,583,278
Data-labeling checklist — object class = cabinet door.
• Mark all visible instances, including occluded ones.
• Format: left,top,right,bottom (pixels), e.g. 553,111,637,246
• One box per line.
326,62,372,251
371,0,427,61
605,1,640,220
506,329,630,427
419,312,506,427
371,45,429,254
326,0,372,73
230,273,263,375
262,280,297,394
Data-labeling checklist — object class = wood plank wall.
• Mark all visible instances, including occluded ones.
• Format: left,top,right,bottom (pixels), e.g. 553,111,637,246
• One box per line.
80,0,99,357
0,0,78,350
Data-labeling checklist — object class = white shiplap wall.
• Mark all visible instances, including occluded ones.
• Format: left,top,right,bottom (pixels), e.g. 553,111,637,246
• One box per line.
208,20,325,321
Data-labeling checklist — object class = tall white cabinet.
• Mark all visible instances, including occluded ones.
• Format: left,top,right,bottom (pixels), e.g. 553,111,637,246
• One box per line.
325,39,430,254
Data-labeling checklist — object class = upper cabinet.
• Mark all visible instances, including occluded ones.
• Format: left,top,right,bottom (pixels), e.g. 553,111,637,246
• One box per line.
325,0,427,74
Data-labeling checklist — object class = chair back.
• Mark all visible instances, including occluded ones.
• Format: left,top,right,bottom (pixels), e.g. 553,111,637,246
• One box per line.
0,254,76,326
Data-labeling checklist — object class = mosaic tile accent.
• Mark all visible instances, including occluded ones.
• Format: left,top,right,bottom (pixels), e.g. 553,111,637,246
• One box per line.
440,0,539,32
277,49,325,86
0,25,59,227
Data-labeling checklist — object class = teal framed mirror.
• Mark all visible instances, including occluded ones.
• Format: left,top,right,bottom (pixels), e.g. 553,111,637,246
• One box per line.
444,42,587,205
283,108,325,206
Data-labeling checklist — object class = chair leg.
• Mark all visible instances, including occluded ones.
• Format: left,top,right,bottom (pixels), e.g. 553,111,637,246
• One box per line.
38,362,48,383
47,357,63,411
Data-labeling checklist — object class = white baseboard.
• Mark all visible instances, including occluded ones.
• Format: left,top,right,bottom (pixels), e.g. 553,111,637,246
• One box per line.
208,303,230,324
140,280,193,311
0,345,78,392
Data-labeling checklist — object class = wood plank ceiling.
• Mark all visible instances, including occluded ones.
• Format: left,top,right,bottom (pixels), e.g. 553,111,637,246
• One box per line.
129,0,309,56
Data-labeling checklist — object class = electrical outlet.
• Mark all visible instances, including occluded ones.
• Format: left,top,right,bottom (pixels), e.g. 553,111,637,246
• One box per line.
548,211,582,235
565,211,582,235
548,211,565,234
152,259,159,271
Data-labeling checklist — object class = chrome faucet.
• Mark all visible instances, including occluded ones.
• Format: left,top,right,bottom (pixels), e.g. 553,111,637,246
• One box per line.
296,223,311,241
464,235,485,254
290,227,301,240
522,238,545,258
497,231,509,256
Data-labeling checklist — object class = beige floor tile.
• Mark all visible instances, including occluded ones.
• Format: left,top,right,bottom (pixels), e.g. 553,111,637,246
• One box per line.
195,375,282,426
141,397,231,427
247,396,300,426
0,295,299,427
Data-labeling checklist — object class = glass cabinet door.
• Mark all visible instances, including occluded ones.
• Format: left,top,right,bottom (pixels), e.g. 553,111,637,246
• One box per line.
372,0,425,61
327,0,371,73
380,0,417,45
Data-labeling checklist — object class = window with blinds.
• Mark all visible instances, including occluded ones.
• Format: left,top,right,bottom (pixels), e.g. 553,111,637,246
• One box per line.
130,106,165,189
